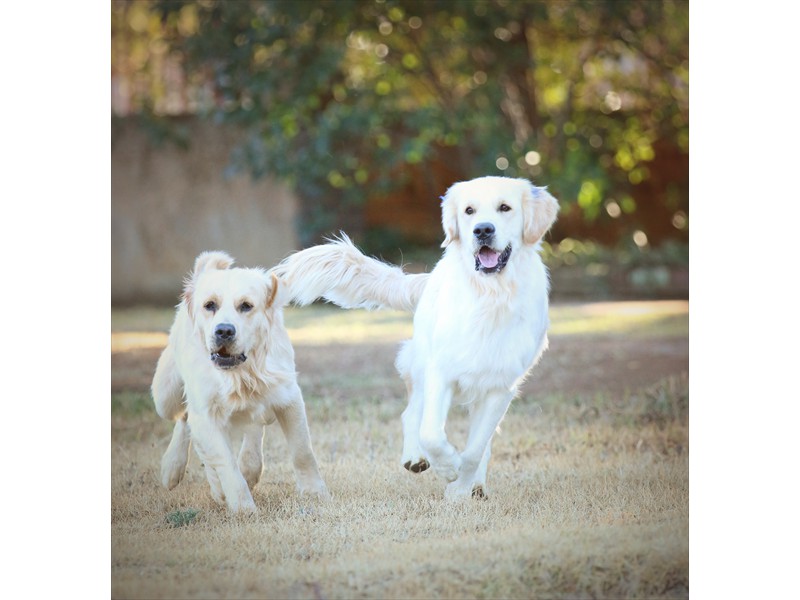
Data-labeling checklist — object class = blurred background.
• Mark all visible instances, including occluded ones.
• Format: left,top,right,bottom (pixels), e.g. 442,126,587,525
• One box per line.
111,0,688,305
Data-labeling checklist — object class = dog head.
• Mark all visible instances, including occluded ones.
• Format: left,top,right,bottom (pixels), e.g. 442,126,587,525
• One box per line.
182,251,282,370
440,176,559,274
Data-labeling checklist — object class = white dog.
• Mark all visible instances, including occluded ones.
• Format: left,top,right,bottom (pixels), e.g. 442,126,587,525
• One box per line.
151,251,328,513
274,176,558,500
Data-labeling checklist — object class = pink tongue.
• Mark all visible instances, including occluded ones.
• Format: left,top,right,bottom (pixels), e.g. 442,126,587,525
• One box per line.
478,247,500,268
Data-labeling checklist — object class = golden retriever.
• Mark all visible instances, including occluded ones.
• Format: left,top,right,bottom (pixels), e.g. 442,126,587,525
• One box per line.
151,251,328,513
274,176,558,500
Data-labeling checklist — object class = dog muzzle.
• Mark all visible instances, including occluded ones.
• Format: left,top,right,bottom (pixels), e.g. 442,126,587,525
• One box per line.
210,351,247,369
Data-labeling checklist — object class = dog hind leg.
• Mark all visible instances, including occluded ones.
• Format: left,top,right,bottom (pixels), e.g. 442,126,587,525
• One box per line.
152,343,185,420
445,391,512,501
469,443,492,500
238,423,265,490
419,373,461,483
274,384,329,499
153,344,192,490
161,413,192,489
202,461,226,505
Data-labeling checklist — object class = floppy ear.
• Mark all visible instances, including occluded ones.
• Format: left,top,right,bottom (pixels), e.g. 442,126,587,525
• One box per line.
182,251,235,313
192,250,235,275
440,185,460,248
265,272,290,310
265,272,279,309
521,181,559,245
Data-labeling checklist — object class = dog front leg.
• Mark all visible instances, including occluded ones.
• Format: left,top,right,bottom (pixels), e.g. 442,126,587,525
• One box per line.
445,391,512,501
187,412,256,513
274,384,329,499
419,372,461,483
401,375,429,473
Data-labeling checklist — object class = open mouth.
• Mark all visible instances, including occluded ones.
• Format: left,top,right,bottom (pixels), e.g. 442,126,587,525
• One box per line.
210,349,247,369
475,244,512,274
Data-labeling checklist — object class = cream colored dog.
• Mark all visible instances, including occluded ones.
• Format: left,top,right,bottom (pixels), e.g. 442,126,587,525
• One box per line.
274,176,558,500
151,251,328,513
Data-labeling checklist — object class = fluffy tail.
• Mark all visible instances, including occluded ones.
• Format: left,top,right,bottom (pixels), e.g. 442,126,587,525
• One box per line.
271,234,429,312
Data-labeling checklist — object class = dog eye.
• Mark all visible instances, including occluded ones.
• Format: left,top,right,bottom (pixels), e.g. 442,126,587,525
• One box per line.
203,301,217,313
499,204,511,212
465,207,475,215
239,302,253,313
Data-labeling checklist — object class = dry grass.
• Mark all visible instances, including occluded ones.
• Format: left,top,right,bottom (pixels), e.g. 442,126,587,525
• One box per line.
111,302,688,599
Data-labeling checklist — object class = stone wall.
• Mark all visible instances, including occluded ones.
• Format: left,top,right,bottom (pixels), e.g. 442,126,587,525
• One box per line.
111,118,299,304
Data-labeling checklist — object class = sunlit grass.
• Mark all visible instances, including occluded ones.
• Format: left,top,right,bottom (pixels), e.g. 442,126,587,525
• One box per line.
548,300,688,338
111,305,176,332
111,299,688,349
285,305,413,344
111,331,169,352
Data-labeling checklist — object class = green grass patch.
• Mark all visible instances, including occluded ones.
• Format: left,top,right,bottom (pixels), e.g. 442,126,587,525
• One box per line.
112,391,154,417
165,509,199,528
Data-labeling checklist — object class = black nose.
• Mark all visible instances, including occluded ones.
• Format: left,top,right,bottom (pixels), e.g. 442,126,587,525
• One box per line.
214,323,236,342
473,222,495,240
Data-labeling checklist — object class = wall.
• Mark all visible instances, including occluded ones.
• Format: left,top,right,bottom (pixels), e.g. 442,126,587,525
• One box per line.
111,118,299,305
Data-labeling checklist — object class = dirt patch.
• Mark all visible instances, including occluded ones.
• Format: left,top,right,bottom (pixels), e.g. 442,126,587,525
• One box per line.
531,334,688,397
112,347,162,394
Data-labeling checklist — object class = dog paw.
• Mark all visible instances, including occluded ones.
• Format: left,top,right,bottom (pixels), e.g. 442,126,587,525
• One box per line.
420,438,461,482
297,477,330,501
209,486,226,505
229,496,258,515
238,457,263,491
445,478,489,501
430,451,461,483
161,419,191,490
433,462,460,483
205,474,226,505
444,480,471,501
224,484,258,514
160,460,187,490
471,484,488,500
403,458,430,473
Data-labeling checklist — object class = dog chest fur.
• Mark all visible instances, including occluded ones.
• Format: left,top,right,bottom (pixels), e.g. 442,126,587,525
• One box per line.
402,245,549,396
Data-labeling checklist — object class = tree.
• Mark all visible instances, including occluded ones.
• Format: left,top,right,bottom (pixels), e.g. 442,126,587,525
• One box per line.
113,0,689,248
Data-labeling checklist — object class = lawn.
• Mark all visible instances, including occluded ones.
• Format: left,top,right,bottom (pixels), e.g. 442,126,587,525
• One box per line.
111,300,688,599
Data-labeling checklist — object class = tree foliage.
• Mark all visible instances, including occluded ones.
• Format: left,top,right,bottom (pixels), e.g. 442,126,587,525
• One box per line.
113,0,689,246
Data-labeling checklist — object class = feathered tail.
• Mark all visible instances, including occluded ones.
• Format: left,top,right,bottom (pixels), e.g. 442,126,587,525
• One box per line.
270,234,429,312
